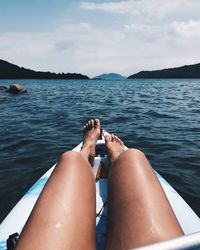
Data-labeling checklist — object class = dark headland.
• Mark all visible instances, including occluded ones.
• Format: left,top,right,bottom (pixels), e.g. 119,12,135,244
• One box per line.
0,59,89,79
128,63,200,79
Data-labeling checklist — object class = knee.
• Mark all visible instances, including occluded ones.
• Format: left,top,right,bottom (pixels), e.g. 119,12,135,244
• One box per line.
117,148,147,165
59,151,82,163
126,148,146,158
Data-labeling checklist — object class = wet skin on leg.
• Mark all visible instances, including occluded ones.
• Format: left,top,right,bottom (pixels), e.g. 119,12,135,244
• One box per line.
16,119,101,250
104,134,184,250
16,120,184,250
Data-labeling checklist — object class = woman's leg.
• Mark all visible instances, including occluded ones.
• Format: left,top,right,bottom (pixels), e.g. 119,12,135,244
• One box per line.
105,134,184,250
16,119,101,250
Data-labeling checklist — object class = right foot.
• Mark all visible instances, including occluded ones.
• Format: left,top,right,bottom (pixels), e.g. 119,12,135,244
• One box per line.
104,133,125,164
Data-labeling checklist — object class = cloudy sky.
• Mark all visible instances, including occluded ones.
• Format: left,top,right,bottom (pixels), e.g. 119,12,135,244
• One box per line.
0,0,200,77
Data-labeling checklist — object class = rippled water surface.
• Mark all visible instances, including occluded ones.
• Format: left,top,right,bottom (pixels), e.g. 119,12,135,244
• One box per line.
0,79,200,222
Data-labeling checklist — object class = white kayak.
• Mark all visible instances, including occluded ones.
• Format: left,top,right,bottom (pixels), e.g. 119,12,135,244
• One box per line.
0,139,200,250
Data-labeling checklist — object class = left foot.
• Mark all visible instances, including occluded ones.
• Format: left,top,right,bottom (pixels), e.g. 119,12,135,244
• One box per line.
81,119,101,165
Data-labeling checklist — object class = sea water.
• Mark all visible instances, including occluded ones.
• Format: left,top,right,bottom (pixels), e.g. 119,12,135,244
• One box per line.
0,79,200,222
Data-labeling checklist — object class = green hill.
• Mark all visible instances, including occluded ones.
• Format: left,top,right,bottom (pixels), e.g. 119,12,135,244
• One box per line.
0,59,89,79
128,63,200,78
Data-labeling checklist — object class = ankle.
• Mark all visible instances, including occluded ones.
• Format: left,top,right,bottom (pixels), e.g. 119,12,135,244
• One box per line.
80,148,95,166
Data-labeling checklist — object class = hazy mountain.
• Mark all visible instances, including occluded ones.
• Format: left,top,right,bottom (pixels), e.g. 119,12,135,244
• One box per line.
0,59,89,79
128,63,200,79
94,73,126,80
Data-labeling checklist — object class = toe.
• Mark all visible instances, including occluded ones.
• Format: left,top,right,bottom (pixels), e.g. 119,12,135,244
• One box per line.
105,134,111,143
83,124,88,134
119,138,124,145
86,121,90,129
115,135,119,142
91,119,94,128
111,134,115,141
88,120,93,129
94,118,100,129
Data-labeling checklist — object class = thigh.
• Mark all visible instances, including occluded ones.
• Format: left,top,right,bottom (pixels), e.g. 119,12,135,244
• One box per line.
105,149,183,250
16,151,96,250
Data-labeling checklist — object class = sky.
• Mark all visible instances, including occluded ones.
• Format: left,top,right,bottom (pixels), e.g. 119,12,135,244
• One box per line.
0,0,200,77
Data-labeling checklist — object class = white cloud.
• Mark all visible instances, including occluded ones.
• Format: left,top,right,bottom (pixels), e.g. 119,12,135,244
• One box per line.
0,1,200,76
171,20,200,39
0,23,128,76
80,0,180,17
81,0,200,23
80,1,131,14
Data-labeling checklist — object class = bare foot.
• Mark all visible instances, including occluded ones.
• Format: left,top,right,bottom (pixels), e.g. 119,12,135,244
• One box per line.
80,119,101,165
104,133,125,164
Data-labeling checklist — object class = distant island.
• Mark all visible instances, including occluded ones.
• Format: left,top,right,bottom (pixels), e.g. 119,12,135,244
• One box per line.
128,63,200,78
0,59,89,79
94,73,126,80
